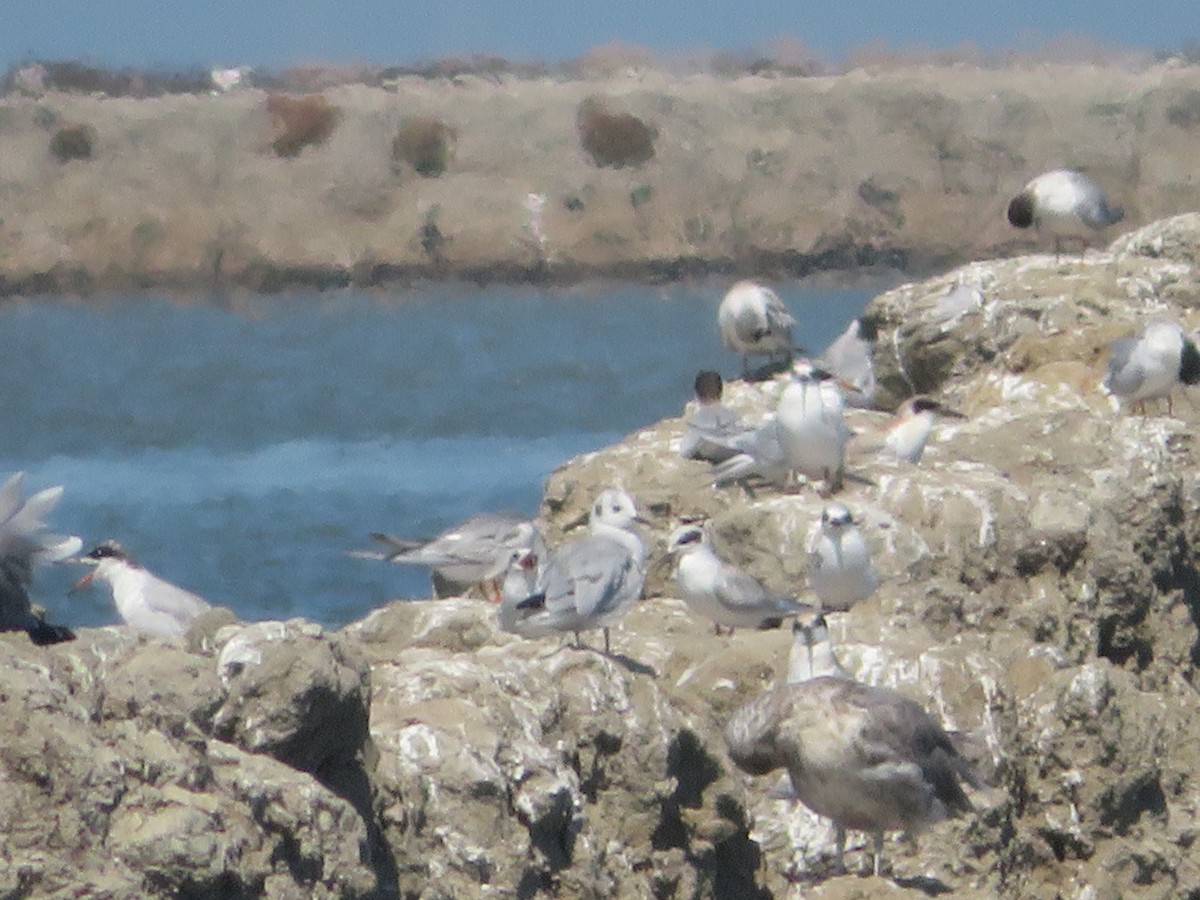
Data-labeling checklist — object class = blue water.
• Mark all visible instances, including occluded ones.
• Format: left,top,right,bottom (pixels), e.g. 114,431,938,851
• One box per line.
0,281,880,629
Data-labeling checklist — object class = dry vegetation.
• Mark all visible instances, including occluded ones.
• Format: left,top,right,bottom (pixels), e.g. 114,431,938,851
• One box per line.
48,122,96,162
576,96,657,169
266,94,340,157
392,116,457,177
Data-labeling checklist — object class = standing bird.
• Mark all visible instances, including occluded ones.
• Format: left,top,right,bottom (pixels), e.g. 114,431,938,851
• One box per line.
667,523,810,634
724,676,979,875
849,397,967,465
819,318,877,409
678,370,746,464
497,547,547,637
351,513,545,601
510,488,647,654
1103,320,1200,416
72,541,213,638
776,360,852,493
1006,169,1124,258
718,281,796,378
807,504,878,612
0,472,79,645
787,610,848,683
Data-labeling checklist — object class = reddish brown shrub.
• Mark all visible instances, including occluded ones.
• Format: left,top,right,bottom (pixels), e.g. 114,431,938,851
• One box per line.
49,122,96,162
392,116,457,177
266,93,340,158
576,96,657,169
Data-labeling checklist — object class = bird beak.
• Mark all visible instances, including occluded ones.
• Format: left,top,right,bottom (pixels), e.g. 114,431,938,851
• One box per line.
633,514,651,526
937,404,968,419
68,570,95,595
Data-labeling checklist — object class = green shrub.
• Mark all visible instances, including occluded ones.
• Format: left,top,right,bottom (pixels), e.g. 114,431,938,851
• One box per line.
266,93,340,158
49,122,96,162
392,116,457,177
576,96,657,169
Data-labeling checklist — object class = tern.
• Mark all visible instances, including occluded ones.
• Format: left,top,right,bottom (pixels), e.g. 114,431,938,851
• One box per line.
1006,169,1124,258
667,523,810,634
73,541,213,638
678,370,747,464
776,360,852,493
850,397,967,465
0,472,79,645
1103,320,1200,416
718,281,796,378
807,504,879,612
819,318,877,409
786,610,849,683
510,488,647,654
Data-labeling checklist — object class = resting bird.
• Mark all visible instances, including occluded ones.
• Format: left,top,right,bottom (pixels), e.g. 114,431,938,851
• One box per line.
509,488,647,653
718,281,796,378
807,504,878,612
849,397,966,465
725,676,979,875
0,472,79,645
819,318,877,409
786,610,848,683
1006,169,1124,258
1103,320,1200,416
73,541,212,638
667,523,810,634
352,512,545,601
678,370,746,464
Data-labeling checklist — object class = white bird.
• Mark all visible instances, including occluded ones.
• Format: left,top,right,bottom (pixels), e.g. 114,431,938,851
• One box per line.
1103,320,1200,416
509,488,647,653
497,547,550,637
1006,168,1124,258
679,370,746,464
667,523,810,634
0,472,79,645
352,513,545,601
808,504,878,612
776,360,852,493
819,318,877,409
710,416,791,491
787,610,849,683
73,541,213,638
718,281,796,378
724,676,979,875
849,397,966,465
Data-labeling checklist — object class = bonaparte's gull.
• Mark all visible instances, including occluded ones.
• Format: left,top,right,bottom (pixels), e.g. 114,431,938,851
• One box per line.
718,281,796,378
510,488,647,653
0,472,79,645
808,504,878,612
73,541,213,638
724,675,979,876
352,513,545,601
679,370,746,464
1006,169,1124,257
776,360,851,493
667,523,810,634
1103,320,1200,416
819,318,877,409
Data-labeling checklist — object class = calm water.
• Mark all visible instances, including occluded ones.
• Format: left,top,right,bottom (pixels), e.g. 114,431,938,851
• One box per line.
2,281,880,629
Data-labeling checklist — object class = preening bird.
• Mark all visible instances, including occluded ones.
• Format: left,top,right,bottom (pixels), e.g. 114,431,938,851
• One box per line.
1006,168,1124,258
718,281,796,378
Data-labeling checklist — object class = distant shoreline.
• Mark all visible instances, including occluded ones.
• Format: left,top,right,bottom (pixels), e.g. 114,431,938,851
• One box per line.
1,61,1197,298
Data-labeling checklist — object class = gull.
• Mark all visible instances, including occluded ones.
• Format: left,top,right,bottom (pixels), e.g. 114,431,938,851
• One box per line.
849,397,967,465
718,280,796,378
787,610,849,683
776,360,852,493
510,488,647,653
819,318,877,409
724,675,979,876
1006,169,1124,258
666,523,810,634
678,370,747,464
1103,320,1200,415
808,504,878,612
0,472,79,646
73,541,213,638
352,513,545,601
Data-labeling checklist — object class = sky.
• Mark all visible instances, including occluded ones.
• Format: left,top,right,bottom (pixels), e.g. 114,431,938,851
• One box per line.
1,1,1197,71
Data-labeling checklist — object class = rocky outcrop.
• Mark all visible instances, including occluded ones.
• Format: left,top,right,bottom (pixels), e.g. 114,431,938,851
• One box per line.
6,216,1200,897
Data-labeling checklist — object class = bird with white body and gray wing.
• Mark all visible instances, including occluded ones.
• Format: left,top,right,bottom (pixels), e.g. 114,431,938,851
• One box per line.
1103,320,1200,416
678,370,747,464
0,472,80,645
818,317,877,409
807,504,879,612
786,610,849,683
849,396,967,465
1006,168,1124,258
717,280,796,378
776,359,852,493
667,523,811,634
724,672,980,875
73,540,213,638
507,488,647,654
